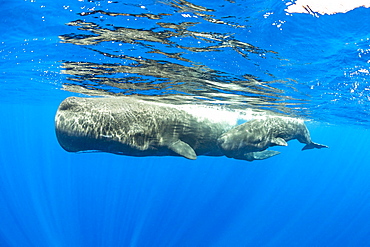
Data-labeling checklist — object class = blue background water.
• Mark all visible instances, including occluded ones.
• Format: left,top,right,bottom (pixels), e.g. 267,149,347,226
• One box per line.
1,0,370,246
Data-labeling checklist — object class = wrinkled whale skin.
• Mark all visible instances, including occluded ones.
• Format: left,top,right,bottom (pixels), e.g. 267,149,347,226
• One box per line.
55,97,328,161
218,117,328,160
55,97,231,160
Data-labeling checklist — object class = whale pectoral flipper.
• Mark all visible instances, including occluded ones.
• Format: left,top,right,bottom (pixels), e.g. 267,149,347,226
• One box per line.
244,150,281,161
271,137,288,146
302,142,329,151
168,140,197,160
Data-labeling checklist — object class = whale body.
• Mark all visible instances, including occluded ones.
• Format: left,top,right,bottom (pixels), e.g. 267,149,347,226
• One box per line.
55,97,328,161
218,117,328,160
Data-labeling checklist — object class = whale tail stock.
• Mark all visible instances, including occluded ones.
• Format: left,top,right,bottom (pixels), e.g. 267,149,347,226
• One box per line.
302,142,329,151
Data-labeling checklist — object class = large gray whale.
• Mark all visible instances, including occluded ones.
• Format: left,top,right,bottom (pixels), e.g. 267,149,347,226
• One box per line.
55,97,328,161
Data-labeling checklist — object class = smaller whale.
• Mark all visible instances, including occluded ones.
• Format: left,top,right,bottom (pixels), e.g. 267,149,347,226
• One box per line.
217,117,328,160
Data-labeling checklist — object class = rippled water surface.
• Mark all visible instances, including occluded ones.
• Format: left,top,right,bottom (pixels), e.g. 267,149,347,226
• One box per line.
2,0,370,124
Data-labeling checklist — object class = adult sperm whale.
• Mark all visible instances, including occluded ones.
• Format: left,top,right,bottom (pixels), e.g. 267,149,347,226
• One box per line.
55,97,328,161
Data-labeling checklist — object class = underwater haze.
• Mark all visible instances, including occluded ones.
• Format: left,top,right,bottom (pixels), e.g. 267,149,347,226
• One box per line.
1,0,370,246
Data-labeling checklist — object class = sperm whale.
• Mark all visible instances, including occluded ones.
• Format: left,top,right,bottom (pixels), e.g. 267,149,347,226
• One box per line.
55,97,328,161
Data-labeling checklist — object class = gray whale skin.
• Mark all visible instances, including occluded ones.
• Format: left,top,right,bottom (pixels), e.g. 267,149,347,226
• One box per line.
55,97,328,161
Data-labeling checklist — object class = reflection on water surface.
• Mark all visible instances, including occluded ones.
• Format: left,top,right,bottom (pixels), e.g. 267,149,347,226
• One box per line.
59,0,306,116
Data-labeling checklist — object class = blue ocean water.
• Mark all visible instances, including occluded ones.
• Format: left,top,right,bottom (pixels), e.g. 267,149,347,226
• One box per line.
1,0,370,246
